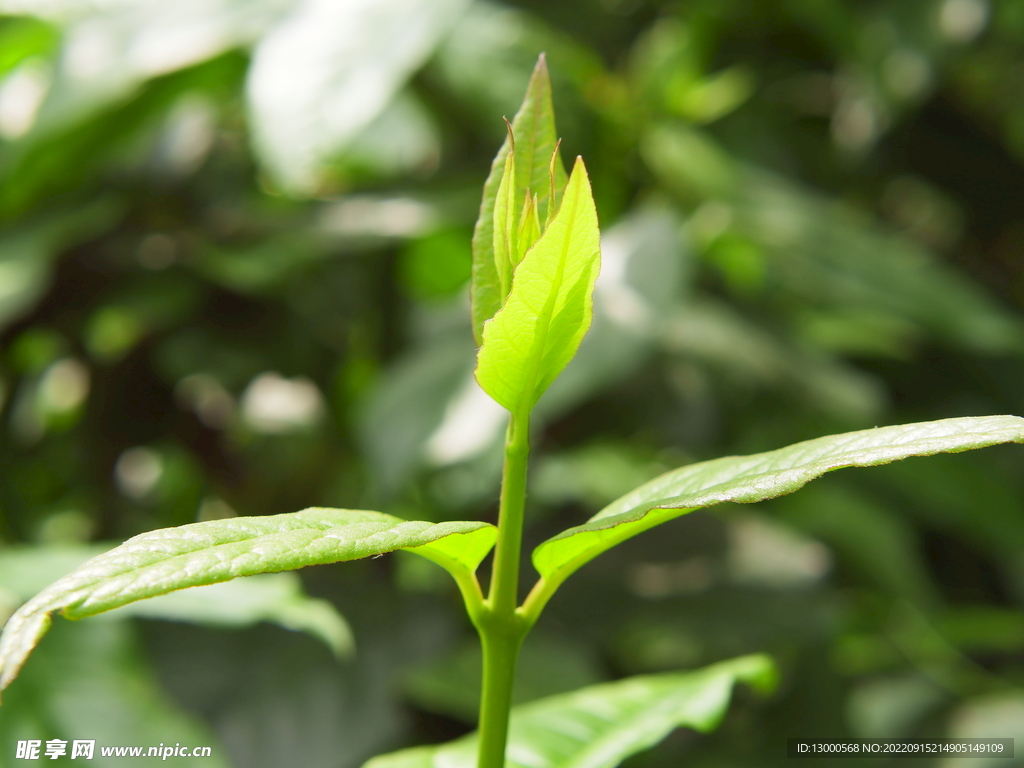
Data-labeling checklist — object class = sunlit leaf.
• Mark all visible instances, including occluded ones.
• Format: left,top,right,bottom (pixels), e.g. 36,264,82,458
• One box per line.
471,53,568,343
366,653,776,768
532,416,1024,592
475,156,600,415
247,0,468,194
0,509,495,695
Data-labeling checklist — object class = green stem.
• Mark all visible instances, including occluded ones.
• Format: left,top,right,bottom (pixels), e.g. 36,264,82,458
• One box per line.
489,413,530,614
476,622,524,768
476,412,532,768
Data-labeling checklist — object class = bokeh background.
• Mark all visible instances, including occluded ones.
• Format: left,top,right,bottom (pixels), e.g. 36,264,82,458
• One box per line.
1,0,1024,765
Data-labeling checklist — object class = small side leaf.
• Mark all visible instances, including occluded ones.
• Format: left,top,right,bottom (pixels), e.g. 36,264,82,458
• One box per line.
532,416,1024,591
365,653,776,768
0,508,495,696
475,157,601,415
471,53,568,343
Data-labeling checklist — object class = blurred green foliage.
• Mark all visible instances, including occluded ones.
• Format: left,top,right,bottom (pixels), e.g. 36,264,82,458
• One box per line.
0,0,1023,766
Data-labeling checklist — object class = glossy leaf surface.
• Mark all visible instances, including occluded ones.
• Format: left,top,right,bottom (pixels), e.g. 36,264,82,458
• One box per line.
475,156,600,415
532,416,1024,587
0,545,354,657
471,54,567,343
0,508,495,694
365,653,775,768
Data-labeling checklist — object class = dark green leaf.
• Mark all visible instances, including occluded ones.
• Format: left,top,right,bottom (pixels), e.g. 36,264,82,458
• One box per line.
366,653,776,768
0,545,353,655
532,416,1024,593
0,509,495,696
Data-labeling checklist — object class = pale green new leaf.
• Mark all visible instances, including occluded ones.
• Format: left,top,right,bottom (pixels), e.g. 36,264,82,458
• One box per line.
475,156,601,415
493,147,518,299
532,416,1024,592
0,508,495,696
471,53,568,343
365,653,776,768
517,192,542,265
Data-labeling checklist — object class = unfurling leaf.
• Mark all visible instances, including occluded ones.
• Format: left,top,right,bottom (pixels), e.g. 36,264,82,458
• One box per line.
493,142,518,300
0,508,496,697
546,140,562,229
364,654,776,768
531,415,1024,595
471,54,568,343
475,157,601,416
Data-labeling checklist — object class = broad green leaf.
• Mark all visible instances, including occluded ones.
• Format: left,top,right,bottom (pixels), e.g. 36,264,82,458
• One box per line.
471,53,568,343
366,653,776,768
532,416,1024,591
0,508,495,696
475,156,601,415
0,545,354,656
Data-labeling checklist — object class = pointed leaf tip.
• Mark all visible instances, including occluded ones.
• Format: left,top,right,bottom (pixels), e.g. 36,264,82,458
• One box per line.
471,52,568,344
476,156,600,415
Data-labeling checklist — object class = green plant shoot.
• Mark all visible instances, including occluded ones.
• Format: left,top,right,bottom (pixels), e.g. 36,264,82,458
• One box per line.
2,54,1024,768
